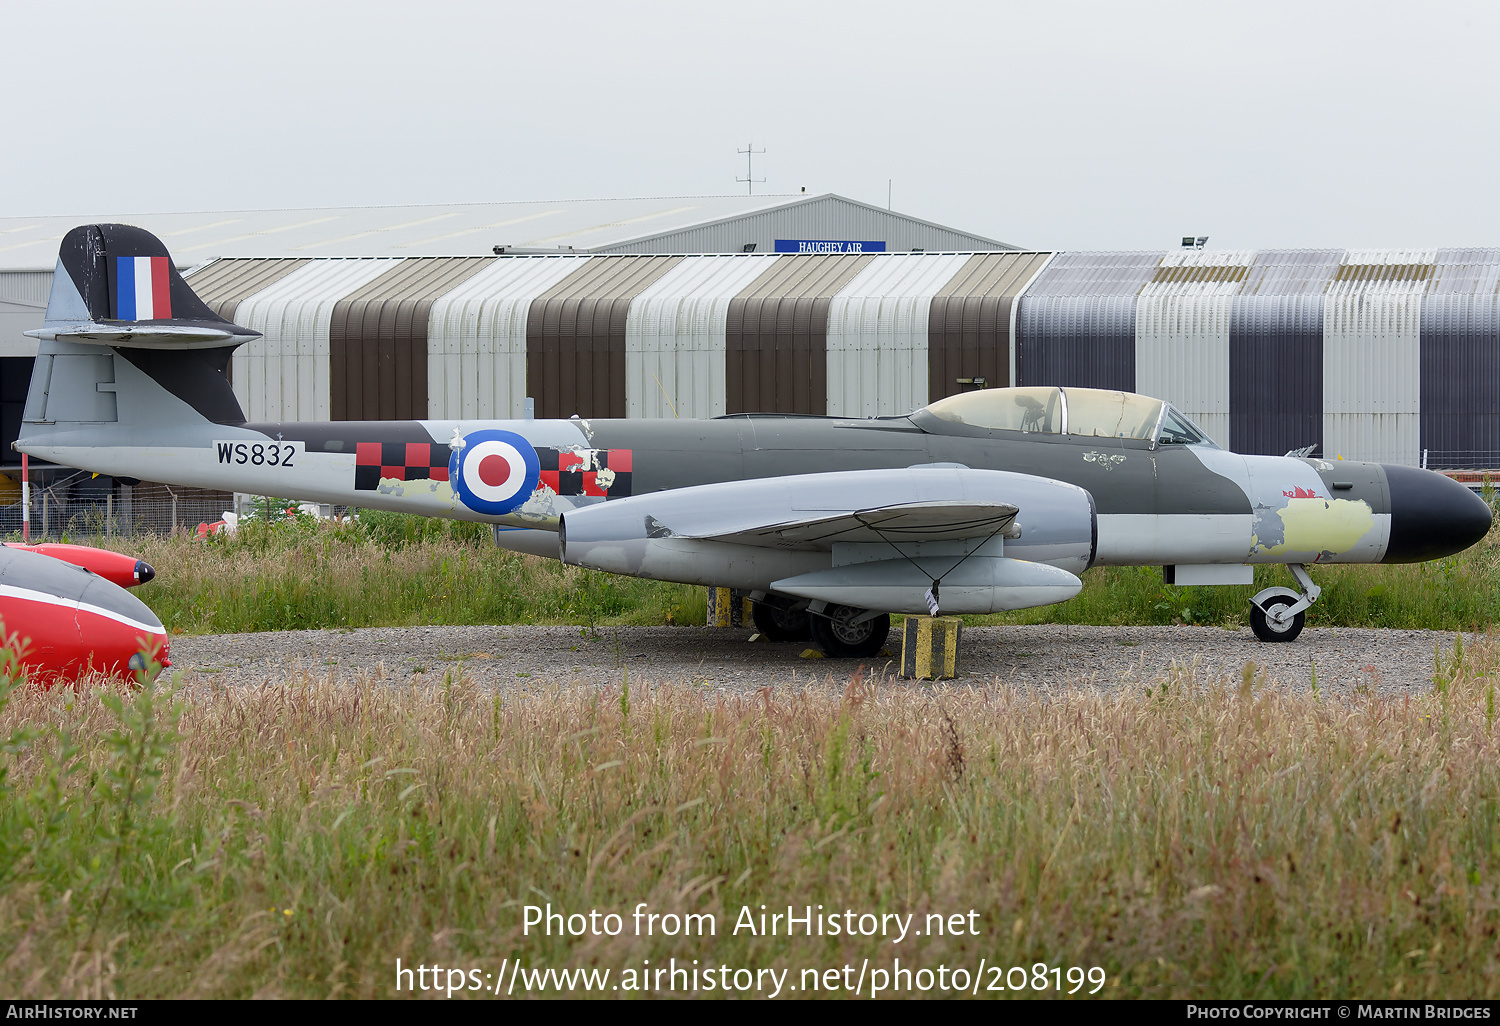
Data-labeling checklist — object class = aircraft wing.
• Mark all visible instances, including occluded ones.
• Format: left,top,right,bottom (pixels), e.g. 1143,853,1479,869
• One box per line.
678,500,1019,548
559,468,1095,615
564,467,1090,559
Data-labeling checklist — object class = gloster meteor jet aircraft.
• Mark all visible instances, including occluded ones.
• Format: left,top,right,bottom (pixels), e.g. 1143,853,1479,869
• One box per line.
15,226,1493,656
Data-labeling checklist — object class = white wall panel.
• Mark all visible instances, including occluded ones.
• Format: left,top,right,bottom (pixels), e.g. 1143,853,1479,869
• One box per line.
624,254,778,419
1322,249,1435,464
231,259,402,422
0,270,50,357
825,252,970,417
1134,250,1253,449
425,256,588,419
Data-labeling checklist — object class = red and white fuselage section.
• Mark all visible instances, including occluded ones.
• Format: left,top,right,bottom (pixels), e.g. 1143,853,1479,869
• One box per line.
0,545,168,686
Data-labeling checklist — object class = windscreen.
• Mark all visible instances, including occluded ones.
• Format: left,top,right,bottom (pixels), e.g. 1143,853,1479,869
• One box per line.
1156,404,1215,446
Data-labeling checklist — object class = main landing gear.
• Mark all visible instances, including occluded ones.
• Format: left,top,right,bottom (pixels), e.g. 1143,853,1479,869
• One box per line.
1248,563,1321,643
751,594,891,657
807,602,891,659
751,593,812,642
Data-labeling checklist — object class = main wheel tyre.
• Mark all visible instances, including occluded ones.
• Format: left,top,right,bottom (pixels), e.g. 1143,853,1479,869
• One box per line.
752,595,812,642
1250,595,1305,643
809,605,891,659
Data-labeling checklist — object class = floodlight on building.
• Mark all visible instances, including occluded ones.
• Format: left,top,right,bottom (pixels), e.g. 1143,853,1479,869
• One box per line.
742,243,757,253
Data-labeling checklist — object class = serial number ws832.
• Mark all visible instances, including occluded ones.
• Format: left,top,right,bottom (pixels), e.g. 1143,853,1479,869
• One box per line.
215,440,305,468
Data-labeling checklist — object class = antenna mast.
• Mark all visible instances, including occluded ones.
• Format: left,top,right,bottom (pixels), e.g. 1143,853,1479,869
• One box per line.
736,142,766,195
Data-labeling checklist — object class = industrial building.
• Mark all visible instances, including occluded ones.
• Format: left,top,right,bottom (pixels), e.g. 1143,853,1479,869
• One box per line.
179,246,1499,469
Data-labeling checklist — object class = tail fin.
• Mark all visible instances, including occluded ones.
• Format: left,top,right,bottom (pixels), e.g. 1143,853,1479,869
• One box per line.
28,224,260,348
20,225,260,432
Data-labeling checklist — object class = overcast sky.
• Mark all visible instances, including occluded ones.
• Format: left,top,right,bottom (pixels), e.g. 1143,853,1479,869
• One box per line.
3,0,1496,251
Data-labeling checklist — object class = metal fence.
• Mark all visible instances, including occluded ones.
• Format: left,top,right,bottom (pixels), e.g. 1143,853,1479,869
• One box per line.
1418,451,1500,472
2,482,237,540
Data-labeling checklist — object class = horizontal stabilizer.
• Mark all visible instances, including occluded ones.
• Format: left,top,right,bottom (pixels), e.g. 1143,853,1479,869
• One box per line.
29,224,260,350
26,323,244,348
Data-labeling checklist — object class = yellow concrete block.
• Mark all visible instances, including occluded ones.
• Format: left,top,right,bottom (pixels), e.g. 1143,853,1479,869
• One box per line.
707,587,753,627
900,615,963,680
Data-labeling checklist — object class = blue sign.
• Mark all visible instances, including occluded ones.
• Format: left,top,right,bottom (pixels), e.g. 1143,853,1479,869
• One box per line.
773,240,887,254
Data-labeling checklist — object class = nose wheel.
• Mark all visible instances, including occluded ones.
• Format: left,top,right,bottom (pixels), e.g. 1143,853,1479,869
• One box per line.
1248,563,1320,643
1249,594,1305,642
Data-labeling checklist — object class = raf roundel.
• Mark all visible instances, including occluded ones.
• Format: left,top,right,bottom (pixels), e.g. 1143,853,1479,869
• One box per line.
450,430,540,516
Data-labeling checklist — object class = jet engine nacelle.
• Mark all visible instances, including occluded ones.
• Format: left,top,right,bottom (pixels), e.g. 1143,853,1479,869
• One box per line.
559,467,1096,609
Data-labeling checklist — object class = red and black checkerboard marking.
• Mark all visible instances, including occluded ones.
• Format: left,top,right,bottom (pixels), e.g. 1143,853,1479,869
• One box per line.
354,442,451,491
537,448,632,498
353,440,633,499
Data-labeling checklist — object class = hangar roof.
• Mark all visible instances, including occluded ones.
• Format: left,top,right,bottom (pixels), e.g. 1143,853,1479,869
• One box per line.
0,193,1015,270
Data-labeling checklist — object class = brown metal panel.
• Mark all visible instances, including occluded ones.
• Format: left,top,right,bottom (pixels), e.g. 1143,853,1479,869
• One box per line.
328,257,493,420
183,257,311,322
926,252,1050,401
525,256,685,419
722,253,873,415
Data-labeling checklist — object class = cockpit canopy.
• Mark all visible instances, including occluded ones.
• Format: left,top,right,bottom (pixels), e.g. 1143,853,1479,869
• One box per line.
919,386,1215,447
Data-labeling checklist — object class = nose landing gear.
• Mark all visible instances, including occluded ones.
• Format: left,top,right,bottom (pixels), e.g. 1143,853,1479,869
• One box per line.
1249,563,1321,643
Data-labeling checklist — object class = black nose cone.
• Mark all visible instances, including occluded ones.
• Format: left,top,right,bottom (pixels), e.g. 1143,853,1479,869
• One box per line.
1382,464,1493,563
134,559,156,585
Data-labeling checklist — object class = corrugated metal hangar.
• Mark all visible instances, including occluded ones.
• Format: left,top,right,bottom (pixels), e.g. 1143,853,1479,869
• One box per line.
179,246,1500,469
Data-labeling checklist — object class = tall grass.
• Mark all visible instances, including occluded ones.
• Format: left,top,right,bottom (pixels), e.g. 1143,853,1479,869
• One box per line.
2,638,1499,998
116,511,707,634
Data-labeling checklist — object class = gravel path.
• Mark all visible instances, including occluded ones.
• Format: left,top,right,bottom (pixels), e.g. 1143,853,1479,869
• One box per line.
165,622,1463,696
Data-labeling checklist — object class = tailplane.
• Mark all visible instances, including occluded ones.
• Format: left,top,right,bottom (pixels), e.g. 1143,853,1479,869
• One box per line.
19,224,261,438
27,223,260,348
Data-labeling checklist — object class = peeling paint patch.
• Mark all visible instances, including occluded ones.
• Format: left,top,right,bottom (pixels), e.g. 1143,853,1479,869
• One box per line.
354,441,451,492
537,447,632,498
1254,497,1375,557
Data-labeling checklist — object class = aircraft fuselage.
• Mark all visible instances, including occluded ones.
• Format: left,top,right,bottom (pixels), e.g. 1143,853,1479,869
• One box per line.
25,406,1485,570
